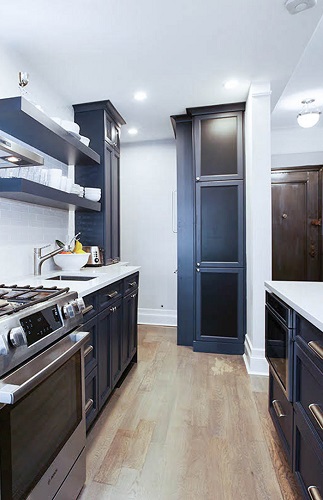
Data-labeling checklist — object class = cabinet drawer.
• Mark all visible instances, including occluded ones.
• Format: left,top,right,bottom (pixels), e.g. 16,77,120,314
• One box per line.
82,291,98,321
269,370,294,465
294,341,323,443
296,315,323,367
83,315,98,377
124,273,139,296
98,280,122,310
85,366,98,431
294,408,323,500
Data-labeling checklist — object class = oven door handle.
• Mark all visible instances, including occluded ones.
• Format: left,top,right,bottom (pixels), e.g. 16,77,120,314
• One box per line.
0,330,90,405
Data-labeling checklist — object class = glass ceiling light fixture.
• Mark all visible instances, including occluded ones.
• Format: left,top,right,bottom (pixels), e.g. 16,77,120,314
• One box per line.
134,91,147,101
297,99,321,128
224,79,239,90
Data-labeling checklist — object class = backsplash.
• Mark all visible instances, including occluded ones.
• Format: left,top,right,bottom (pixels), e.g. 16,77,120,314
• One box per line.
0,140,74,280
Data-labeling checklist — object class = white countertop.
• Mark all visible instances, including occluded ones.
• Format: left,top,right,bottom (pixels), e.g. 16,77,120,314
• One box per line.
265,281,323,332
8,262,141,298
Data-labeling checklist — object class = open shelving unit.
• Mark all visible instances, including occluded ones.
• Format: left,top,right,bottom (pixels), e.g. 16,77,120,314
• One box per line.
0,96,102,212
0,97,100,166
0,178,101,211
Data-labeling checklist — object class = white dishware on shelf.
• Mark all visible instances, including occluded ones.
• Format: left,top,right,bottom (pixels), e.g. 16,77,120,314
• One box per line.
84,187,101,202
71,183,81,194
60,120,80,135
40,168,48,185
80,135,90,147
53,252,90,271
78,187,84,197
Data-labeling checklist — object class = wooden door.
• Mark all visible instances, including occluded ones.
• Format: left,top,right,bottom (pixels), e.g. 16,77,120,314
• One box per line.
271,168,321,281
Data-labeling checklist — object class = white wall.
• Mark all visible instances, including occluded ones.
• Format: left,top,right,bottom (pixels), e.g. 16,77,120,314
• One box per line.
244,83,272,375
0,42,74,279
272,126,323,167
120,140,177,326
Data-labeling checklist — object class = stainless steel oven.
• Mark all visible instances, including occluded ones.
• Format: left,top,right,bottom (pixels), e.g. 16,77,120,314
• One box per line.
265,291,295,401
0,285,91,500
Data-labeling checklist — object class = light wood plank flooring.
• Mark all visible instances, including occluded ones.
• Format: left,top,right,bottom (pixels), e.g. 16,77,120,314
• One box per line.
80,326,301,500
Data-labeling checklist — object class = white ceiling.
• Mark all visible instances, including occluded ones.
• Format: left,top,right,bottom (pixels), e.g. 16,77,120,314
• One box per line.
1,0,323,142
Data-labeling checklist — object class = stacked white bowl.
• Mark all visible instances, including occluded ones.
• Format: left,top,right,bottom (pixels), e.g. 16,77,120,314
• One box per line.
84,187,101,202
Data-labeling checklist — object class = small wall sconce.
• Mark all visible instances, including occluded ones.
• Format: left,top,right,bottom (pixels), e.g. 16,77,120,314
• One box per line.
297,99,321,128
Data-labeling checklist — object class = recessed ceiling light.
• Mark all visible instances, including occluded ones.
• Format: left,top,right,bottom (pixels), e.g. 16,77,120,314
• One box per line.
128,128,138,135
134,91,147,101
5,156,21,163
224,79,239,90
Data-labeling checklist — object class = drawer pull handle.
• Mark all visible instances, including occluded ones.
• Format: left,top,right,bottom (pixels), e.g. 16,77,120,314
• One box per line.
308,341,323,360
85,398,94,415
82,305,93,316
107,291,118,298
308,486,322,500
109,306,117,313
272,400,285,418
309,404,323,430
84,345,94,358
131,293,137,299
129,281,137,287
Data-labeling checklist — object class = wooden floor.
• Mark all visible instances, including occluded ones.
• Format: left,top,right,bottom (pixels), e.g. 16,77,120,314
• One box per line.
80,326,301,500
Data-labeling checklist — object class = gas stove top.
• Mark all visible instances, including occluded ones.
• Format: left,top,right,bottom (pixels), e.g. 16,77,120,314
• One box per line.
0,284,70,317
0,283,87,378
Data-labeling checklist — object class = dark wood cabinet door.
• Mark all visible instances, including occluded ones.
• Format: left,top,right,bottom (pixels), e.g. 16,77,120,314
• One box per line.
194,112,243,181
97,307,112,409
85,366,98,431
110,299,123,387
272,169,321,281
122,291,138,370
194,267,244,353
196,181,244,267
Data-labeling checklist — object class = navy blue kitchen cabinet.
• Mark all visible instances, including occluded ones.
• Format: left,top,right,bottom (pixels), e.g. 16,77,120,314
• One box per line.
122,275,139,370
171,103,245,354
73,101,125,265
267,303,323,499
83,274,139,431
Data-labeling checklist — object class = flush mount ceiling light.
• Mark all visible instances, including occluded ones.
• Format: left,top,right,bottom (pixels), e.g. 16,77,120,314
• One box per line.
128,128,138,135
297,99,321,128
134,91,147,101
285,0,317,14
224,79,239,90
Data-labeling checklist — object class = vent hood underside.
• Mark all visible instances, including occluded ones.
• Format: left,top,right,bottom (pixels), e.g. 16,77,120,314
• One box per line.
0,136,44,168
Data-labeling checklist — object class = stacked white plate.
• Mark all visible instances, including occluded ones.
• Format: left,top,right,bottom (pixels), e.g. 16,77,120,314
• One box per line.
84,187,101,202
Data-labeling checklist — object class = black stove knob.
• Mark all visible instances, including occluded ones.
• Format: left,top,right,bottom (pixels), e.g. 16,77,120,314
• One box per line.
9,326,27,348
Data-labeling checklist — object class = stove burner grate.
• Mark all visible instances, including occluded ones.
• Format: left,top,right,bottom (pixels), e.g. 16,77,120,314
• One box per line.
0,285,70,317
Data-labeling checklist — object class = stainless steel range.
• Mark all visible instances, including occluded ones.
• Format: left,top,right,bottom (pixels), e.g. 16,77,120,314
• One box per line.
0,284,90,500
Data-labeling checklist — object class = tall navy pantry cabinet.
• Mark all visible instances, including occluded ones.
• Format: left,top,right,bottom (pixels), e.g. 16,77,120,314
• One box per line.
73,100,125,265
171,103,246,354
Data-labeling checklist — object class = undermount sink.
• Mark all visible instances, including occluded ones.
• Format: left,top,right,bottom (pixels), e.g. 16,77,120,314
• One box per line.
46,275,96,281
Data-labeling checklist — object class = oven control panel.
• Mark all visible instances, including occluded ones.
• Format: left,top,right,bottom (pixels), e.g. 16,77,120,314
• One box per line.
18,305,63,347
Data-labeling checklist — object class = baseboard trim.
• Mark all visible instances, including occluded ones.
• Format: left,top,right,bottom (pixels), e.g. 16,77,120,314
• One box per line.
138,308,177,327
243,334,269,376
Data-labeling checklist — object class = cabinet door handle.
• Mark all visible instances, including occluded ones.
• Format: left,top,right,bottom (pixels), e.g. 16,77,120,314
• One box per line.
107,291,118,298
84,345,94,358
308,341,323,360
109,306,116,313
272,400,285,418
309,404,323,430
85,398,94,415
308,486,322,500
129,281,137,288
82,305,93,316
131,293,137,299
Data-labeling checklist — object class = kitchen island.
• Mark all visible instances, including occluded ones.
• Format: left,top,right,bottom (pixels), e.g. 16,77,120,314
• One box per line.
265,281,323,500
